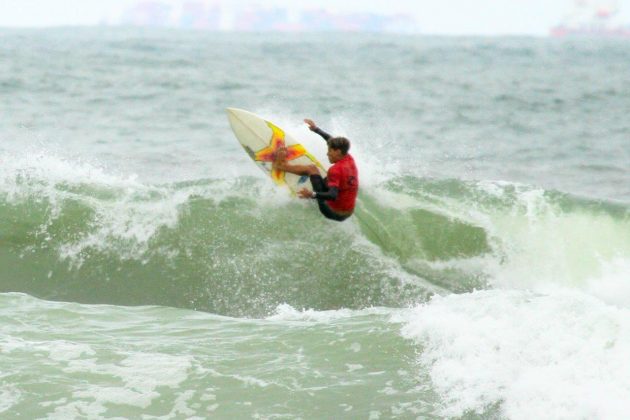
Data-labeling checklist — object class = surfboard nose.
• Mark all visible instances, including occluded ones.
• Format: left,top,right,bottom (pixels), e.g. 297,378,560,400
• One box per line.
226,107,247,116
226,107,254,126
226,107,247,130
225,107,237,120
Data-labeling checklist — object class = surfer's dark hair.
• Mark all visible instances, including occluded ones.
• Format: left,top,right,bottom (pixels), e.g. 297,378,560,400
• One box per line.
327,137,350,155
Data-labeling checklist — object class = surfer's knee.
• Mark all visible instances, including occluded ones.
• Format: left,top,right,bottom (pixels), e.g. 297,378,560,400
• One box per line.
305,165,319,175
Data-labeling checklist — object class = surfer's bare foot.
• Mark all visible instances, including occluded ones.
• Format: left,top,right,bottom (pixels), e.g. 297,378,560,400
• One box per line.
272,147,288,170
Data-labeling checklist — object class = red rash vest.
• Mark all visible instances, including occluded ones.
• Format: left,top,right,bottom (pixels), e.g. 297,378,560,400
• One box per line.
326,154,359,212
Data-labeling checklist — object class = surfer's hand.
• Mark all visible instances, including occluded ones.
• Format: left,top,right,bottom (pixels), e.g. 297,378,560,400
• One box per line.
298,188,313,199
304,119,317,130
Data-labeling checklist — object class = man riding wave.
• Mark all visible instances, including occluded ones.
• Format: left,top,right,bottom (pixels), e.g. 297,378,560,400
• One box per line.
273,119,359,222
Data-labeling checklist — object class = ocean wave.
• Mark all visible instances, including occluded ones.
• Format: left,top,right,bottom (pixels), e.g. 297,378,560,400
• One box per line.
1,153,628,315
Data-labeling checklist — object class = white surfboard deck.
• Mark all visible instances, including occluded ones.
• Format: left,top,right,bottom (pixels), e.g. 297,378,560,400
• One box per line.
226,108,327,195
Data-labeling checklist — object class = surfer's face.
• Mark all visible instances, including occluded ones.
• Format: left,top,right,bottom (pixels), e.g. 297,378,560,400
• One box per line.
327,147,343,163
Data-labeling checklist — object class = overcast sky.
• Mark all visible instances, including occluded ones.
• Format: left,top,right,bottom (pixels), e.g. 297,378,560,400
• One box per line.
1,0,630,35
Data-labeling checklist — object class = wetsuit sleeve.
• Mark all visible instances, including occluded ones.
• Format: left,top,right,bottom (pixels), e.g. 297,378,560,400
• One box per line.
311,127,332,141
314,187,338,201
316,165,340,201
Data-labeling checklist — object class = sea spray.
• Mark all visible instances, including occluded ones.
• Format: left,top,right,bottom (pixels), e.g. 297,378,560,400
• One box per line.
400,289,630,419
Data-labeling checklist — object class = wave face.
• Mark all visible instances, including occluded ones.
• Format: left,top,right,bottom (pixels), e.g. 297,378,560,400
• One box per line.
2,152,628,317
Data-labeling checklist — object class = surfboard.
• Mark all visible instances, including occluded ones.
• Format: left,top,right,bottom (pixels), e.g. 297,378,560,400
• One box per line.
226,108,327,195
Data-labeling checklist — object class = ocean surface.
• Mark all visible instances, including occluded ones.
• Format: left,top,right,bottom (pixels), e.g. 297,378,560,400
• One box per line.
1,27,629,419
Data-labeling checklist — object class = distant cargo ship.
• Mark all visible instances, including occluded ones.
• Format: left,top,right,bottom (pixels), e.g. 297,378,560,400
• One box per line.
550,0,630,37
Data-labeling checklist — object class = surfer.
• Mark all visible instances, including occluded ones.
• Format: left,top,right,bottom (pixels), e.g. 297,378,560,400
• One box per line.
273,119,358,222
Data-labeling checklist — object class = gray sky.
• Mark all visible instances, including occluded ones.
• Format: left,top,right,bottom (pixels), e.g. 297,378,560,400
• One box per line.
1,0,630,35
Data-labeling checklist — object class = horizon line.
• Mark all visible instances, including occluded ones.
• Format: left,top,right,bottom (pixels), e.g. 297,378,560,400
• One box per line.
0,24,553,37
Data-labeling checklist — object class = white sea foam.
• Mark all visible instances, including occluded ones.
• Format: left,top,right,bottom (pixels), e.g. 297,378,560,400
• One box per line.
0,386,21,413
267,303,393,323
585,258,630,309
45,351,196,416
400,289,630,419
47,340,95,361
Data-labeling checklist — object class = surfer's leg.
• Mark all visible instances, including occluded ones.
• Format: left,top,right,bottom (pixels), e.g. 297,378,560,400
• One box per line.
272,147,318,175
309,174,328,194
315,200,349,222
309,175,349,222
279,163,319,176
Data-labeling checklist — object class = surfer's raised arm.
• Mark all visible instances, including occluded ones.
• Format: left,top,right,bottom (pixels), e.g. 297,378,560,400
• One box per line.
304,119,332,141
